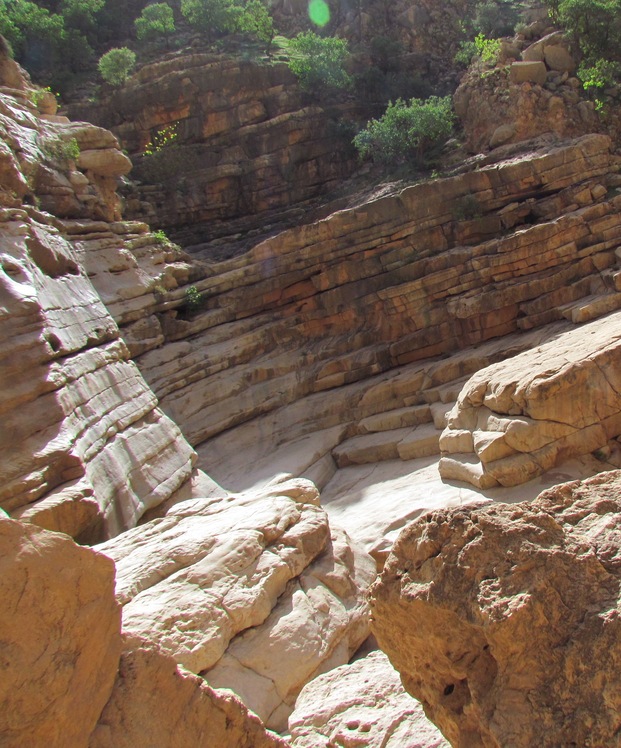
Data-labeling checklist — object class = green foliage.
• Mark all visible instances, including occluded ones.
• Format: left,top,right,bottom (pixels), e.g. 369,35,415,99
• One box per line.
454,39,478,66
134,3,175,42
42,135,80,163
545,0,621,60
180,0,242,37
474,33,501,64
287,32,352,91
144,122,179,155
98,46,136,85
60,0,104,33
184,285,205,312
237,0,276,48
472,0,521,37
353,96,455,167
577,57,621,89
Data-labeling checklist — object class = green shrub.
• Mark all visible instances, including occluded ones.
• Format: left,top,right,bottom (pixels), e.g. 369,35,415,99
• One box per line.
577,57,621,89
544,0,621,60
180,0,242,37
98,47,136,85
238,0,276,49
134,3,175,42
42,135,80,164
473,0,521,37
184,285,205,312
287,32,352,91
474,33,501,64
353,96,455,167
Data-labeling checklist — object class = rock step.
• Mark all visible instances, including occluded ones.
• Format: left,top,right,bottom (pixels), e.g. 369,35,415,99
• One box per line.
559,292,621,324
431,401,456,429
438,454,499,490
333,424,440,467
358,404,432,434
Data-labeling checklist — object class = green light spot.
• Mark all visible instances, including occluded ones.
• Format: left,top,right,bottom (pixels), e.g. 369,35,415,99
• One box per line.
308,0,330,27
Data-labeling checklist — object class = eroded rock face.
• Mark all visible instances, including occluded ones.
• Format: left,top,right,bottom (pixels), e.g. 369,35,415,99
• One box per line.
288,649,449,748
68,54,357,255
439,310,621,488
0,53,212,539
0,517,121,747
97,478,375,731
91,640,290,748
369,470,621,748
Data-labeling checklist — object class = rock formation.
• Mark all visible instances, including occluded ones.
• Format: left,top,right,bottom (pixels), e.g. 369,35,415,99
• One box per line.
67,54,358,256
0,515,289,748
96,478,375,731
289,649,449,747
0,46,221,540
439,310,621,488
369,470,621,747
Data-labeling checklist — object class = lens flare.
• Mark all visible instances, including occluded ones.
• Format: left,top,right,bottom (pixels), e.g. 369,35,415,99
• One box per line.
308,0,330,27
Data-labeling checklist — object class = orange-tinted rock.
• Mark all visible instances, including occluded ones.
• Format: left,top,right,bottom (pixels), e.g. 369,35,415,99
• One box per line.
369,470,621,747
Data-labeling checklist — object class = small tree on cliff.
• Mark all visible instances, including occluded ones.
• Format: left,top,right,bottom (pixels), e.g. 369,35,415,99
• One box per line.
353,96,454,167
287,32,352,91
134,3,175,44
98,47,136,85
180,0,242,38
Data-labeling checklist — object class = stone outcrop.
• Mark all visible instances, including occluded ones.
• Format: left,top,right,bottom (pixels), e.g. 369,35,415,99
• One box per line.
0,50,220,539
91,640,290,748
0,517,121,747
129,134,621,499
96,478,375,731
0,515,289,747
288,649,449,748
439,310,621,488
369,470,621,747
67,53,358,256
454,31,600,152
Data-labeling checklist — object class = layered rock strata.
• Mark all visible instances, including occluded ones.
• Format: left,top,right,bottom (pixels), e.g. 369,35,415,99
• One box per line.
68,53,358,255
130,134,621,492
0,52,212,539
96,478,375,731
439,309,621,488
369,470,621,747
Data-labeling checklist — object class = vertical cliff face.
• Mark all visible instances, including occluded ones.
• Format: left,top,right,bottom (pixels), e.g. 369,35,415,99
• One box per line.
0,49,213,541
67,53,359,257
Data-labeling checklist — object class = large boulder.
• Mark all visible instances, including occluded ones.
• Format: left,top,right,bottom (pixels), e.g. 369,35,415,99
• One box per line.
97,478,375,731
369,470,621,747
288,649,449,748
0,518,121,747
439,310,621,488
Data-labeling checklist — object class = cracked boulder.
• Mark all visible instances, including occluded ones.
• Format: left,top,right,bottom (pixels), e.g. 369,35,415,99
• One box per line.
97,478,375,732
369,470,621,747
439,311,621,488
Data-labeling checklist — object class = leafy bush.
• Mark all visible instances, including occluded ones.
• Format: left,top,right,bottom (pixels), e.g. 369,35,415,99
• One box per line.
544,0,621,60
144,123,180,155
287,32,352,91
135,3,175,42
473,0,521,37
578,57,621,89
98,47,136,85
353,96,455,167
238,0,276,49
180,0,242,37
42,135,80,163
475,33,501,64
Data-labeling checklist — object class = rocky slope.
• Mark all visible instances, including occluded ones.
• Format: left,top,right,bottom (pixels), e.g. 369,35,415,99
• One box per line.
5,12,621,747
369,470,621,747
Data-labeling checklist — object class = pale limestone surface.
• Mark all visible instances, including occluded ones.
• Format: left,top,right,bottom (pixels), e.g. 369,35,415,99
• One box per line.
440,310,621,489
369,470,621,748
289,649,449,748
0,518,121,748
91,640,290,748
97,479,375,732
0,73,206,539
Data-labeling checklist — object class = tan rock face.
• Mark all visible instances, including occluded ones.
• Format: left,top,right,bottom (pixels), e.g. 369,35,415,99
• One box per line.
439,310,621,488
369,470,621,748
96,478,375,731
0,67,206,538
0,518,121,748
67,54,357,255
288,649,449,748
91,640,290,748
